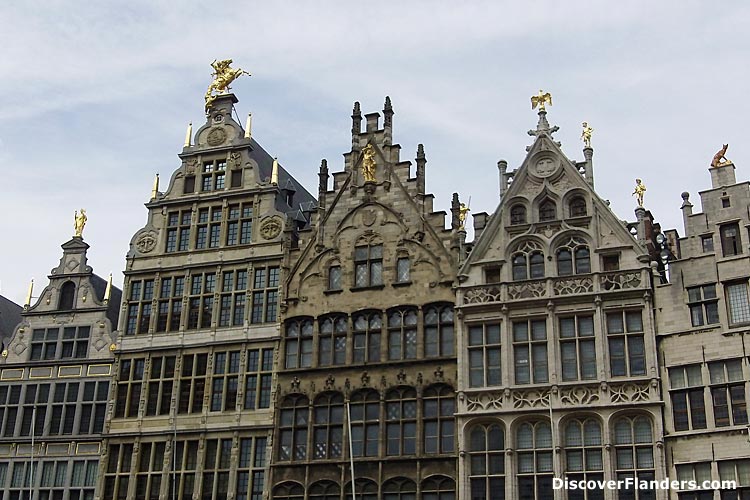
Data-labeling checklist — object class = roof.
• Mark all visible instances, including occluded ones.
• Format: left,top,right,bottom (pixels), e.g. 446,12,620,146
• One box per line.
0,295,22,348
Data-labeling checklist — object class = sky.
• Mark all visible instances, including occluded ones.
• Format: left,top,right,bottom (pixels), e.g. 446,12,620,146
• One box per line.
1,1,748,305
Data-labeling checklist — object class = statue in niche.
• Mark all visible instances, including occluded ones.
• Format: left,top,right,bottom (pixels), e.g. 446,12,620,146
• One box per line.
362,144,376,182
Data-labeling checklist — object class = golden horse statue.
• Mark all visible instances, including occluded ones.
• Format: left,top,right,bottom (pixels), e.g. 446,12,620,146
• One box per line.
205,59,250,111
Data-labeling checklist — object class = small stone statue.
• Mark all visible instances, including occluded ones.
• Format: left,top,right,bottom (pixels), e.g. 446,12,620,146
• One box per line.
632,179,646,207
74,209,87,238
711,144,733,168
581,122,594,148
458,203,470,230
361,144,376,183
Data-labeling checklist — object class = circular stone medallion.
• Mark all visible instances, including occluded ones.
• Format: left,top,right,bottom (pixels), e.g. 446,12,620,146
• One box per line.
207,126,227,146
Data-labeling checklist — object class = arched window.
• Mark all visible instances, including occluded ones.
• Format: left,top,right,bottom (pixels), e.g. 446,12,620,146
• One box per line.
421,476,456,500
570,196,587,217
278,395,308,461
529,252,545,279
309,481,340,500
313,392,344,459
469,424,504,500
613,416,655,499
539,199,556,221
345,479,378,500
423,385,455,454
513,254,528,281
511,241,545,281
510,205,527,225
284,318,313,368
319,315,347,366
556,236,591,276
353,311,381,363
272,482,304,500
327,264,342,291
424,304,454,357
517,421,553,499
354,243,383,287
386,387,417,456
387,308,418,360
59,281,76,310
383,477,416,500
350,390,380,457
564,418,604,499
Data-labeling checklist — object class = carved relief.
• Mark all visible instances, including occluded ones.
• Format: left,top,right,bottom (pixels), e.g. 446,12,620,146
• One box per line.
361,209,377,227
553,277,593,295
560,386,600,406
609,382,651,404
533,158,557,177
207,126,227,146
466,391,504,412
600,271,641,291
464,286,502,304
260,216,283,240
512,389,550,409
135,231,157,254
508,280,546,300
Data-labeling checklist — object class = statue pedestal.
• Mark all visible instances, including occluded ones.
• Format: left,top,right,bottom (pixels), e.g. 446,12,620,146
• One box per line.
710,162,736,188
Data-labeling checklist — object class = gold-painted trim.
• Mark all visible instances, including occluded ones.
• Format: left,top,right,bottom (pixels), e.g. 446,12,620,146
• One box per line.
58,365,83,378
29,367,54,379
87,363,112,376
0,368,25,380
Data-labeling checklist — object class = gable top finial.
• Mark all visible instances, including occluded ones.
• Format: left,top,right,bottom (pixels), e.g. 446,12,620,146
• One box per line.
528,89,559,140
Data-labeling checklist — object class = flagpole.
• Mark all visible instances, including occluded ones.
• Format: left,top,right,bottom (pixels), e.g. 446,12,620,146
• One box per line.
346,400,356,500
30,405,36,500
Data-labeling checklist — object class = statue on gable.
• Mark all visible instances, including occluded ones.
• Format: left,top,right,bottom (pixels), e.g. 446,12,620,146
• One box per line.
632,179,646,207
205,59,250,111
581,122,594,148
74,208,87,238
711,144,733,168
361,144,376,183
531,90,553,111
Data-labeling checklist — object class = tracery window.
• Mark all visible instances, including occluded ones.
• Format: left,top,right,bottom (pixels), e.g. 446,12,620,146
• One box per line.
285,318,313,369
383,477,417,500
387,308,418,360
423,385,455,454
510,204,527,225
350,390,380,457
319,315,348,366
345,479,379,500
469,424,505,500
564,418,604,500
570,196,587,217
309,480,340,500
556,236,591,276
511,241,545,281
278,395,309,461
353,311,381,363
313,392,344,459
539,199,556,221
272,482,304,500
424,303,454,357
517,420,553,500
422,476,456,500
613,416,655,500
235,436,267,500
386,387,417,456
396,256,411,283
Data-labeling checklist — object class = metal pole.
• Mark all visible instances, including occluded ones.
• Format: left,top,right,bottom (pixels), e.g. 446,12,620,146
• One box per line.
30,405,36,500
346,400,356,500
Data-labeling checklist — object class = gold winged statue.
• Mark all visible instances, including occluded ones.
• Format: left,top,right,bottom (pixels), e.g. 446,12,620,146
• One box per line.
531,90,553,111
205,59,250,111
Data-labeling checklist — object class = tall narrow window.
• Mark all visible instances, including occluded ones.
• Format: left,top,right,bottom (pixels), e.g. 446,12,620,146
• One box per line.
687,284,719,327
669,364,706,431
196,209,209,249
208,207,222,248
350,390,380,457
701,235,714,253
469,424,504,500
539,199,556,221
468,323,501,388
569,196,587,217
386,387,417,456
201,159,227,192
423,385,455,454
709,359,748,427
134,441,165,500
278,395,309,461
146,356,175,417
564,418,604,500
168,440,199,500
721,223,742,256
178,353,207,414
210,351,241,412
517,421,553,500
328,265,342,291
530,252,545,279
511,242,545,281
156,276,185,332
236,437,266,500
251,266,279,324
115,359,144,418
675,463,713,500
353,311,381,363
510,204,527,225
513,320,548,384
613,416,655,500
285,318,313,369
424,304,454,357
718,460,750,500
202,439,232,500
319,315,348,366
313,393,344,459
396,257,411,283
244,348,273,410
354,244,383,287
559,315,596,381
388,308,418,360
607,311,646,377
59,281,76,310
186,272,215,330
556,236,590,276
219,269,248,327
726,282,750,325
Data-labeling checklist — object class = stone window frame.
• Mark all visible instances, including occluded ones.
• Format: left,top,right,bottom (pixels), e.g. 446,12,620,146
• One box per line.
244,348,273,410
668,364,707,432
134,441,166,500
177,353,208,415
556,235,591,276
327,263,342,291
516,419,554,499
170,439,200,500
186,271,216,330
423,303,455,358
512,319,549,385
218,269,249,328
272,482,305,500
700,233,714,253
395,255,411,284
278,394,309,461
284,317,314,369
201,158,227,192
720,222,742,257
126,278,155,335
4,457,98,500
385,387,418,456
726,281,750,326
569,196,588,217
250,265,280,324
312,392,345,460
103,442,134,499
511,240,545,281
687,284,720,327
510,203,527,225
386,307,419,361
675,462,713,495
115,358,145,419
606,310,646,378
468,322,502,388
210,350,242,412
145,355,176,417
717,459,750,495
226,202,254,246
344,479,378,500
156,275,185,333
612,415,656,499
563,416,605,498
318,315,348,367
30,325,90,361
309,480,341,500
353,243,384,288
235,436,267,500
352,310,382,363
468,423,505,500
559,314,596,382
202,438,233,499
382,477,417,500
421,475,456,499
422,384,455,454
708,358,748,428
349,389,380,457
538,198,557,222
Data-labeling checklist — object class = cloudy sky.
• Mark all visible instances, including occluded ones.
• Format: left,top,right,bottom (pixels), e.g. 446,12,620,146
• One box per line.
1,1,748,305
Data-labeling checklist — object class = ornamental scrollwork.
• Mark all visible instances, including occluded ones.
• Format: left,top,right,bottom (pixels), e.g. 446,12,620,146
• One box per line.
609,382,651,404
512,389,550,409
600,271,641,291
553,277,593,295
508,280,546,300
559,386,600,406
466,391,504,412
464,286,502,304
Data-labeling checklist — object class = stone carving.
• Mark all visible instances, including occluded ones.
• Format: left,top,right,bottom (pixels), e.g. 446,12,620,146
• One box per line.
466,391,504,412
260,216,283,240
553,277,593,295
464,286,502,304
711,144,733,168
609,382,650,404
533,158,557,177
508,280,546,300
513,389,550,409
135,231,157,254
230,152,242,167
324,374,335,390
361,209,377,227
600,271,641,291
207,127,227,146
560,386,600,406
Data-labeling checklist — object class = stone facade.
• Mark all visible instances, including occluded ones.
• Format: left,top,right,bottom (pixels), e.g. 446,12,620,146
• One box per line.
269,98,462,499
654,162,750,499
0,236,121,500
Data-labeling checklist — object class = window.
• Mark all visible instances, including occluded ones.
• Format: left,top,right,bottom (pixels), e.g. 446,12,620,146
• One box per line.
231,169,242,188
607,311,646,377
570,196,587,217
227,204,253,245
201,159,227,192
421,476,456,500
146,356,175,416
718,460,750,500
564,418,604,500
388,308,418,360
18,384,49,437
559,315,596,381
539,199,556,221
219,269,248,327
319,315,348,366
202,439,232,500
613,416,655,500
115,359,144,418
723,197,732,208
469,424,504,500
557,236,591,276
468,323,501,388
12,458,98,500
396,257,411,283
701,235,714,253
187,272,216,330
251,266,279,324
687,284,719,327
236,436,266,500
727,282,750,325
166,210,191,252
244,348,273,410
178,353,207,414
721,223,742,256
669,364,707,431
510,204,527,225
511,241,545,281
354,244,383,287
517,421,553,500
313,393,344,459
59,281,76,310
126,279,155,335
156,276,185,332
423,385,455,454
201,206,222,249
485,266,501,284
345,479,379,500
285,318,313,369
134,441,165,500
603,255,620,271
676,463,713,500
184,175,196,194
353,311,381,363
278,395,309,461
328,265,342,291
210,351,241,412
167,440,199,500
30,326,90,360
0,385,21,437
424,304,454,357
309,481,340,500
383,478,417,500
350,390,379,457
709,359,747,427
273,483,305,500
513,319,548,384
386,387,417,456
103,443,134,500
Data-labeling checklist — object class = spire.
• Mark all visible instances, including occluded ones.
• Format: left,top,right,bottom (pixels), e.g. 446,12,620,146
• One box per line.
244,113,252,139
104,273,113,303
318,159,329,196
151,173,160,200
24,278,34,309
352,101,362,148
528,90,559,142
184,122,192,147
383,96,393,127
415,144,426,195
271,157,279,185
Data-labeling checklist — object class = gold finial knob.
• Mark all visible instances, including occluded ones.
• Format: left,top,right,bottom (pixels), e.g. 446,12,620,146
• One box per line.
109,343,117,352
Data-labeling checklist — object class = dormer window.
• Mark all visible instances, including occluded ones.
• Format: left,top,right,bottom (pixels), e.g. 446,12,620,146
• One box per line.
539,200,556,222
59,281,76,310
510,205,527,225
569,197,587,217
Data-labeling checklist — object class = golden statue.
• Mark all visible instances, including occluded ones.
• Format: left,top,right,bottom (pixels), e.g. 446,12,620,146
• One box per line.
531,90,553,111
581,122,594,148
711,144,733,168
362,144,376,182
458,202,471,230
205,59,250,111
632,179,646,207
74,209,87,238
